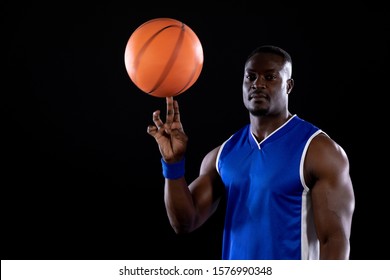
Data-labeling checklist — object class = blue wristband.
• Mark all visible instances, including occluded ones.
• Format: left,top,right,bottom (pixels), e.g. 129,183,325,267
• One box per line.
161,157,185,179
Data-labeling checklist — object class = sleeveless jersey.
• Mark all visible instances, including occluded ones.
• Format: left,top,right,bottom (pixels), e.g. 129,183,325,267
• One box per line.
216,115,323,260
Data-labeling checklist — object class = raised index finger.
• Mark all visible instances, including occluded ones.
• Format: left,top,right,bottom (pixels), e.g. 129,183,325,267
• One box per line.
165,96,174,126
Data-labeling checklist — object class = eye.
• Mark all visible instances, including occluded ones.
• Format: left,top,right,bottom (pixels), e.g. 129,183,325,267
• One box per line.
245,73,256,81
265,74,277,81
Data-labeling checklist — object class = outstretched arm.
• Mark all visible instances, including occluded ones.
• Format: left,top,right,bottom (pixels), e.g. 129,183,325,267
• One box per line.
147,97,223,234
306,133,355,259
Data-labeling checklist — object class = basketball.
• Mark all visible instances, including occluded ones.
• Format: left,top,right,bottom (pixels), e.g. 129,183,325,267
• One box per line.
124,18,204,98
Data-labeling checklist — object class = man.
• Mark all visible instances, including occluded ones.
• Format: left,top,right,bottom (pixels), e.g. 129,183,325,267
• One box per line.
147,45,355,260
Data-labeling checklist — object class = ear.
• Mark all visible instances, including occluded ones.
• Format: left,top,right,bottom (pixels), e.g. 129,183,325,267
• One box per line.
287,78,294,94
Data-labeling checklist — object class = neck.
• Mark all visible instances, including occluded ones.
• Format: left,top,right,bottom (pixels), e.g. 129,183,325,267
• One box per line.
250,112,293,142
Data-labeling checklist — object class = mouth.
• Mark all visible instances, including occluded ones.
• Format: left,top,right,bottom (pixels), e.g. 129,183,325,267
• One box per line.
249,93,268,101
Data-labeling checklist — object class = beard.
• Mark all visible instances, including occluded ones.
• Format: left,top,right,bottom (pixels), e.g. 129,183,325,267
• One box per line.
248,106,268,117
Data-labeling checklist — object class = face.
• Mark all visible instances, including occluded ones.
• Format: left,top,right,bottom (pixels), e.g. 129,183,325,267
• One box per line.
242,52,293,117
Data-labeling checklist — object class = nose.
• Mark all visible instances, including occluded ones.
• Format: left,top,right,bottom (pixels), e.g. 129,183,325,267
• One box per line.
252,77,266,89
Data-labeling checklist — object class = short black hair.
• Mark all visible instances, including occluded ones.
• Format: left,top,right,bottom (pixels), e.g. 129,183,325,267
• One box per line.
246,45,292,66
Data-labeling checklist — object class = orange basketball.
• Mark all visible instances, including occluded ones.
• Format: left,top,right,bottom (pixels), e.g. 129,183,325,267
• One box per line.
124,18,204,98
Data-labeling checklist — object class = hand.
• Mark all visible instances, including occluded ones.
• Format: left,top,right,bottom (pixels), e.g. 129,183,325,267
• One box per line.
147,97,188,163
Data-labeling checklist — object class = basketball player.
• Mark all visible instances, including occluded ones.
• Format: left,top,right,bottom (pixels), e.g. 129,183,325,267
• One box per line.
147,45,355,260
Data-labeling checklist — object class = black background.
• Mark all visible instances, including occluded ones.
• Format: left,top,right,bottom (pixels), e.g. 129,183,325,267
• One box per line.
3,2,389,260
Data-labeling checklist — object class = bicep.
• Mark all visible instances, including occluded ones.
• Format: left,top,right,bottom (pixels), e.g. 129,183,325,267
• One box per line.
307,135,355,243
188,146,224,228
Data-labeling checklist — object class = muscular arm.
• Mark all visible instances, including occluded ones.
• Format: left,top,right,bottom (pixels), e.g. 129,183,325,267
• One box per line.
306,133,355,259
147,97,224,234
164,146,224,234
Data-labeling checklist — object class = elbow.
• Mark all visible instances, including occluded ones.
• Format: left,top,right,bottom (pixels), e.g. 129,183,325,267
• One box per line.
171,223,194,234
166,209,197,234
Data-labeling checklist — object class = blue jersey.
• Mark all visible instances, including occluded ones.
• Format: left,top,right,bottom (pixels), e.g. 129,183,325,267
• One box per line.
216,115,323,260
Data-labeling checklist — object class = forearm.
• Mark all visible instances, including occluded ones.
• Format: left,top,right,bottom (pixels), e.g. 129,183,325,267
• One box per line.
164,177,197,234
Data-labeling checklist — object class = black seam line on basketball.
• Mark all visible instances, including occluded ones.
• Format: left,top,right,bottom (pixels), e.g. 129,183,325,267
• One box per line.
148,23,196,96
175,22,201,95
175,23,202,95
148,24,185,95
133,25,176,81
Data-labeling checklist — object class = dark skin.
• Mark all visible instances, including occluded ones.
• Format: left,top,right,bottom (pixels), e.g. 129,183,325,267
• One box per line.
147,52,355,260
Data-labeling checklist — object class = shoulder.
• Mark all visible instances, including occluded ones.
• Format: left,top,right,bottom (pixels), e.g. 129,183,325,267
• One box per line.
293,116,342,157
201,124,250,174
199,145,221,174
220,124,251,150
310,133,349,162
305,133,350,186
